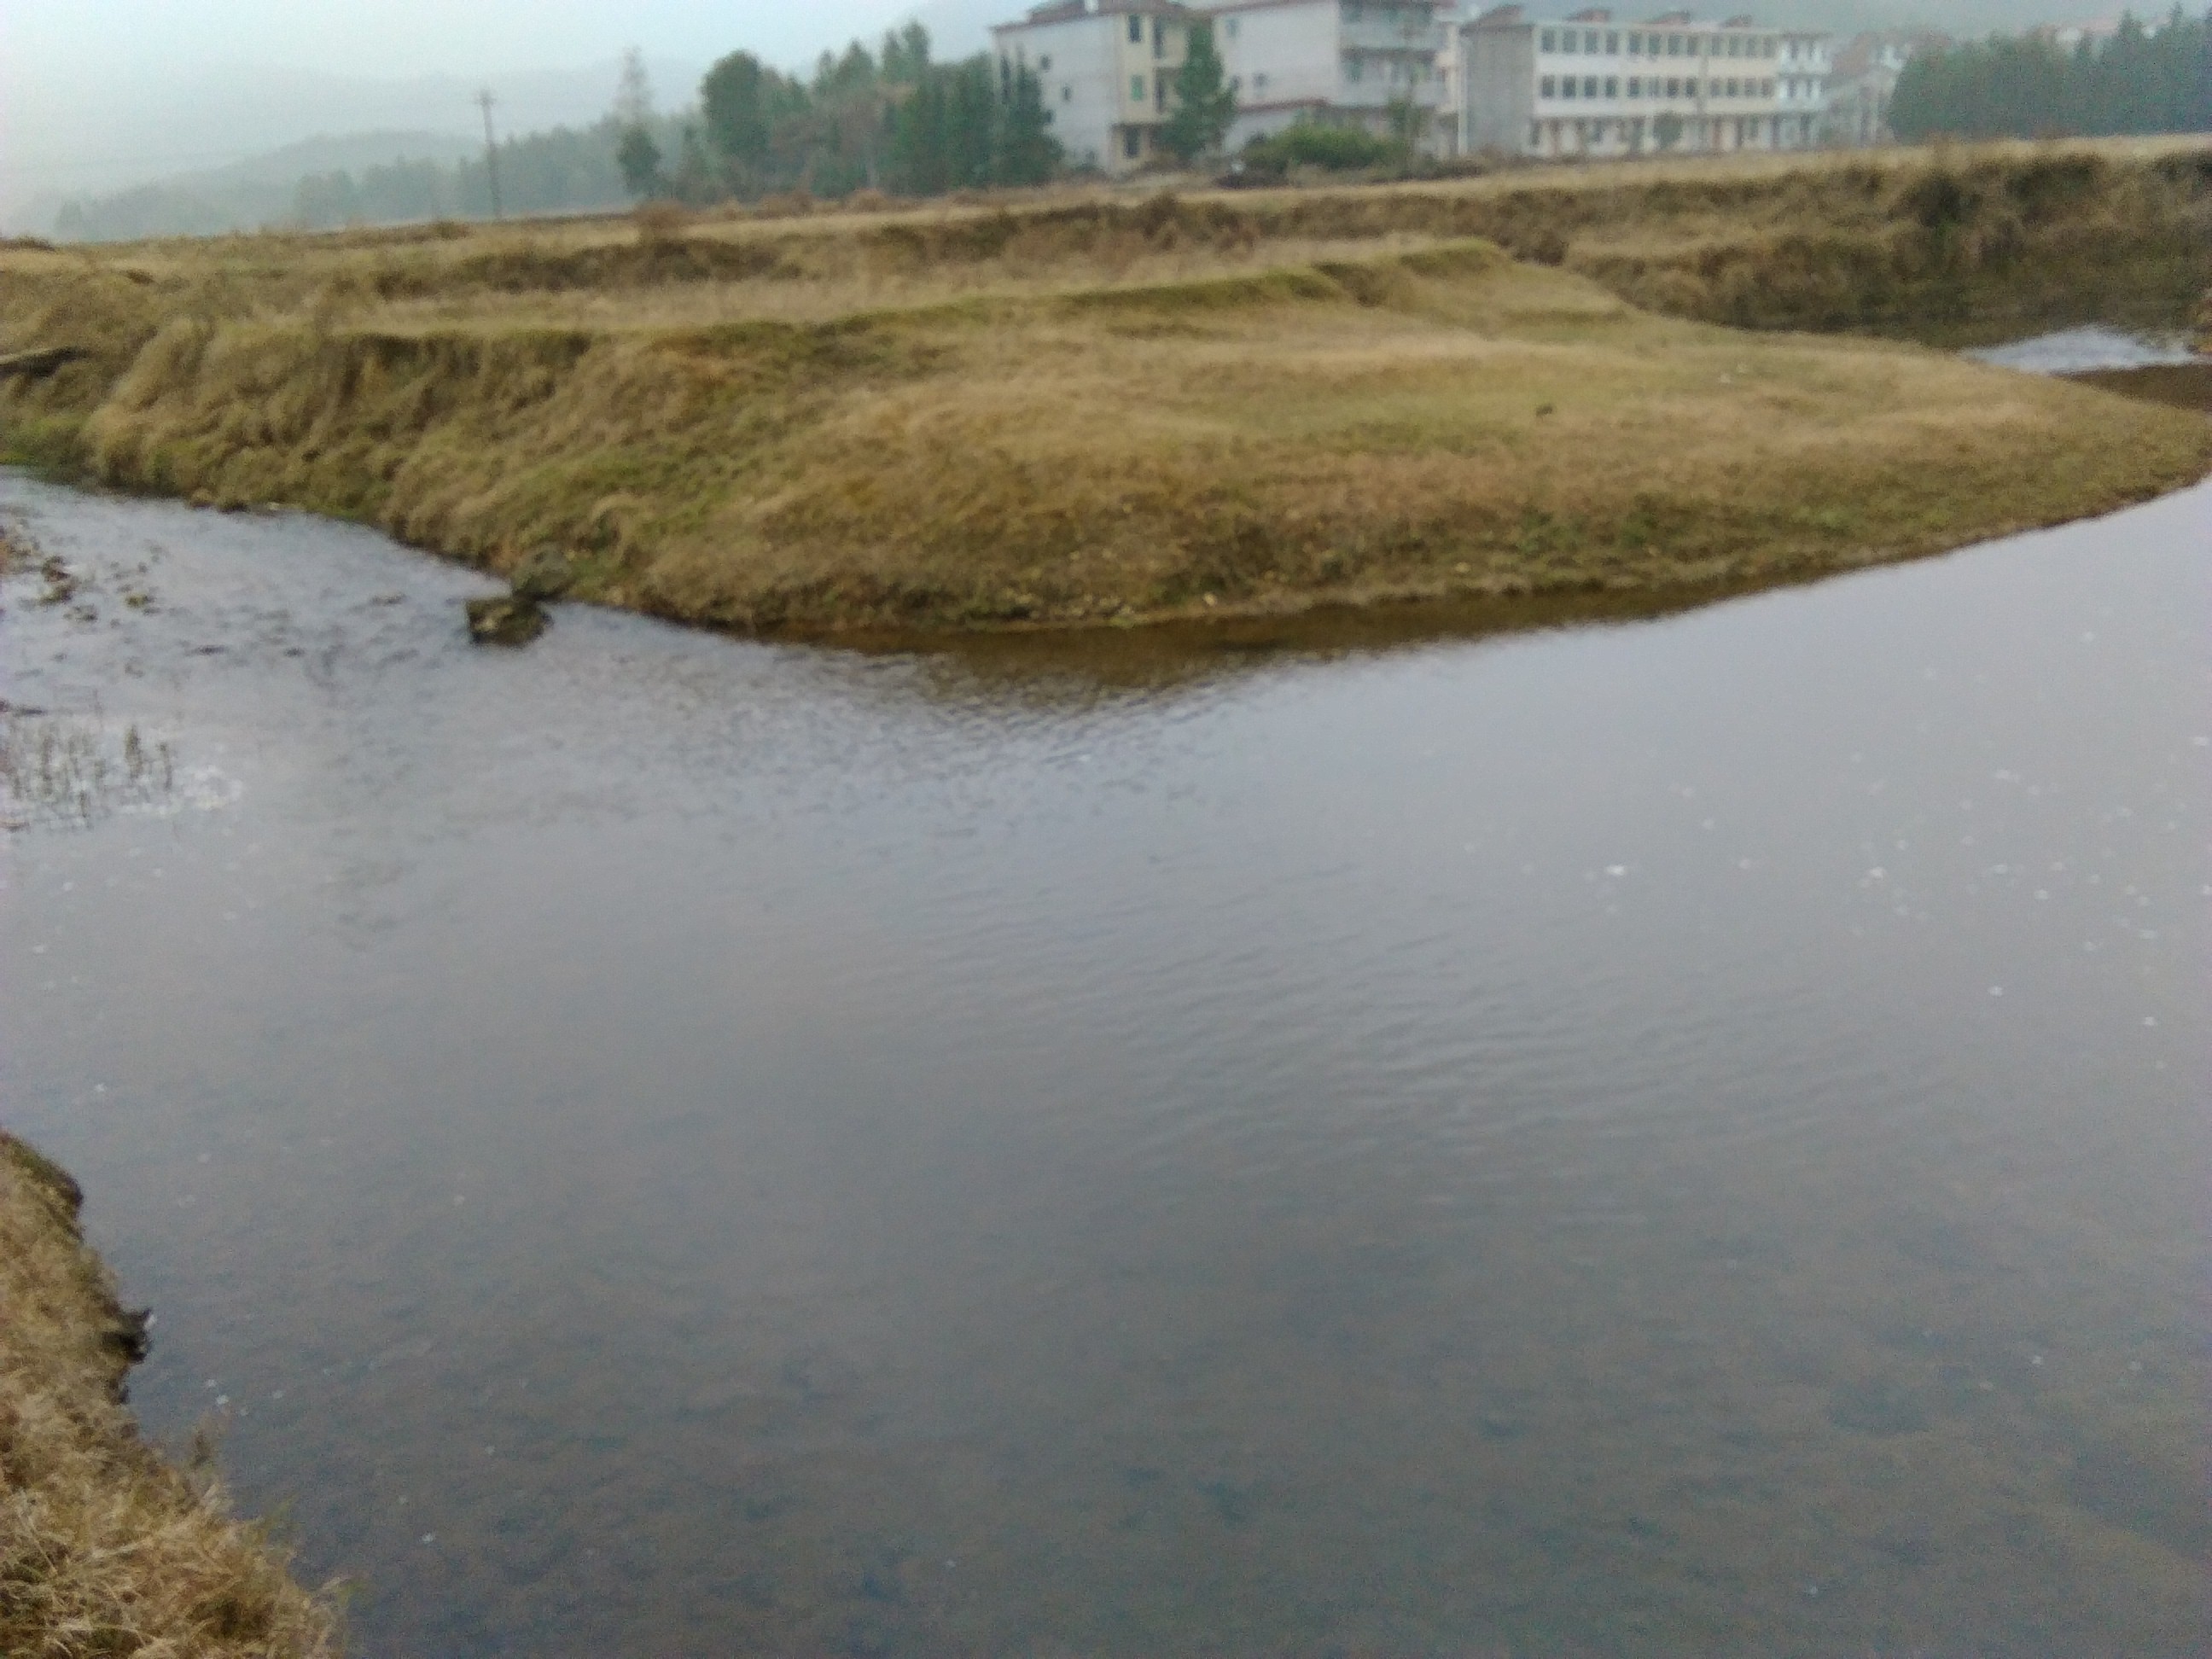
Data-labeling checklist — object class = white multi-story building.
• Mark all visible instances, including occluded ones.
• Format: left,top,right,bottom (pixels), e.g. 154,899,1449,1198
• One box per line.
1773,26,1832,147
992,0,1197,174
1433,8,1470,154
1458,6,1831,160
1196,0,1452,151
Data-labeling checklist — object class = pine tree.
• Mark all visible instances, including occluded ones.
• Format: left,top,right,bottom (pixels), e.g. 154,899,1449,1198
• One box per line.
883,24,934,86
995,61,1062,183
1891,8,2212,140
617,126,664,198
701,52,785,173
948,59,1000,187
1161,22,1239,160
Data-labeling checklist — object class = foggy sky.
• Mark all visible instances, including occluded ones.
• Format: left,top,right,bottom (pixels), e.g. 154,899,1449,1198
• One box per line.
0,0,2122,223
3,1,932,90
0,0,998,217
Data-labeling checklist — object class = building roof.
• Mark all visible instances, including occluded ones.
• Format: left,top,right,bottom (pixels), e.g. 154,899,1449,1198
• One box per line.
998,0,1196,29
1468,4,1813,32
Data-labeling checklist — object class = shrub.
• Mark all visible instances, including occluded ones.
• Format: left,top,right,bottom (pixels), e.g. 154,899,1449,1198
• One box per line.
1242,122,1405,179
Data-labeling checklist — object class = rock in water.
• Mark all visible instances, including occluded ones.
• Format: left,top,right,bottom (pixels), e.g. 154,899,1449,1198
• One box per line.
509,547,578,602
465,594,548,646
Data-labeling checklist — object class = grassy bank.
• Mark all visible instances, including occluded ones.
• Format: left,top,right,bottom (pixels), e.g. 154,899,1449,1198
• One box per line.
2,140,2207,634
0,1132,337,1657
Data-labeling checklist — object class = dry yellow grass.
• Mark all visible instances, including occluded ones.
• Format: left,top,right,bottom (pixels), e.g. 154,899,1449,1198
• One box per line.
0,140,2206,633
1,1133,339,1658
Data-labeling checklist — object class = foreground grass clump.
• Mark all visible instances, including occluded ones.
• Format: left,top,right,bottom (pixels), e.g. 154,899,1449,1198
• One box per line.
1,141,2207,634
0,1132,338,1658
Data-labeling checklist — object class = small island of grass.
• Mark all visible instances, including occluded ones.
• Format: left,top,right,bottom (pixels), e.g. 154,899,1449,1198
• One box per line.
2,140,2207,636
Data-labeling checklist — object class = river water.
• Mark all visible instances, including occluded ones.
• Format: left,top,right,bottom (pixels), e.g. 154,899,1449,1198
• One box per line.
1,467,2206,1656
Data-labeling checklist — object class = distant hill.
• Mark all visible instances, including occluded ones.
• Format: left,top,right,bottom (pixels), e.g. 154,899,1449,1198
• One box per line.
3,56,699,236
175,131,485,189
43,116,689,243
49,133,482,242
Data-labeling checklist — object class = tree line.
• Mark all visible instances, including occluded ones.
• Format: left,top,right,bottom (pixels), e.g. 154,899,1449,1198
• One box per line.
294,119,667,228
1890,8,2212,140
618,22,1239,202
46,22,1264,239
618,26,1062,200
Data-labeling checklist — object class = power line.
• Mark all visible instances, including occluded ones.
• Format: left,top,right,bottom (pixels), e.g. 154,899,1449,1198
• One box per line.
475,88,504,219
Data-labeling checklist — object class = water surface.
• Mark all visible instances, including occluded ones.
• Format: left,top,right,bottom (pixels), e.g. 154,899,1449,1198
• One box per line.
2,473,2206,1655
1965,323,2199,373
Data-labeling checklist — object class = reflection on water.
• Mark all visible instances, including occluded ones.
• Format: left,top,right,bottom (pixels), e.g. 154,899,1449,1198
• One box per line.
1966,323,2199,374
1,471,2206,1656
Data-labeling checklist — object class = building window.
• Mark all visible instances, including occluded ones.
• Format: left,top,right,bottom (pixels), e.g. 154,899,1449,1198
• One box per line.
1540,75,1557,96
1667,34,1682,55
1606,31,1621,52
1128,15,1143,43
1132,74,1145,102
1039,55,1051,71
1560,75,1575,97
1254,71,1268,91
1627,32,1642,52
1125,127,1143,158
1604,76,1619,96
1225,17,1238,38
1560,31,1576,52
1062,84,1073,101
1347,55,1364,82
1584,76,1598,96
1541,28,1557,50
1627,75,1640,96
1530,120,1542,147
1586,30,1601,50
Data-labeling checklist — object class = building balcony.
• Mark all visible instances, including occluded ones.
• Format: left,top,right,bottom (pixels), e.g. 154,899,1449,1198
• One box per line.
1336,77,1449,109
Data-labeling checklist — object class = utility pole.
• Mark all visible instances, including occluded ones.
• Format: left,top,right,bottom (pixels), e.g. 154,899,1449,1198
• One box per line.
476,89,504,219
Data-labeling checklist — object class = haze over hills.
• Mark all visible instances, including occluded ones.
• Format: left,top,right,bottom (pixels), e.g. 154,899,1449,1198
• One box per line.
0,0,2153,236
0,58,703,235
